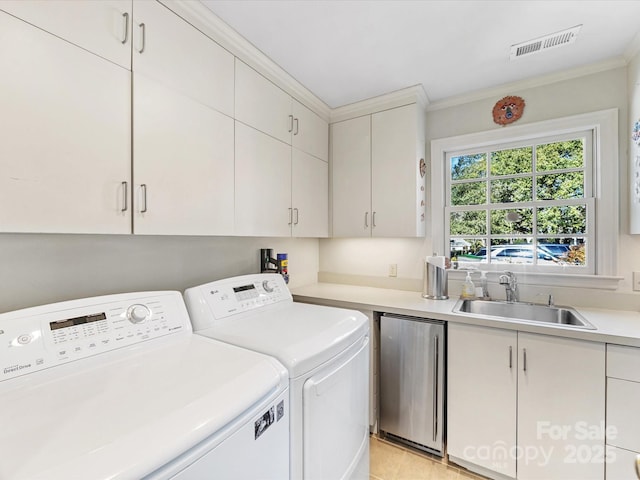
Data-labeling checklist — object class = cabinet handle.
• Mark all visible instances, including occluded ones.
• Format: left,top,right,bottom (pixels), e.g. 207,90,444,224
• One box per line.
140,184,148,213
294,208,299,225
288,207,293,226
372,211,377,228
138,23,146,54
121,181,128,212
433,334,439,442
509,346,513,369
523,348,527,372
364,212,369,228
121,12,129,44
288,115,294,133
294,118,299,135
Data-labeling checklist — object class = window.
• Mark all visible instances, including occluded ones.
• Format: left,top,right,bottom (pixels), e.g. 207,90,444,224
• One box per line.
430,109,619,286
446,132,593,273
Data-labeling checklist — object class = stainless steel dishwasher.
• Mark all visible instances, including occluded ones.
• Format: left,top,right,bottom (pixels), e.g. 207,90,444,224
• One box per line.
379,314,445,455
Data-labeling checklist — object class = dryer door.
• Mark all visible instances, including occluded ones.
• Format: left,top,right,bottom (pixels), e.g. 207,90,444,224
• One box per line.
302,335,370,480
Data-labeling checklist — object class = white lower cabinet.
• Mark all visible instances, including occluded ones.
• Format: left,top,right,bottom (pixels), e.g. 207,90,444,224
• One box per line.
448,324,517,478
448,323,605,480
605,344,640,479
0,10,131,234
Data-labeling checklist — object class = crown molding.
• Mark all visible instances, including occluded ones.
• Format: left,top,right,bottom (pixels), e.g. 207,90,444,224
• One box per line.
624,30,640,63
330,85,429,123
426,57,627,112
156,2,631,123
160,0,331,121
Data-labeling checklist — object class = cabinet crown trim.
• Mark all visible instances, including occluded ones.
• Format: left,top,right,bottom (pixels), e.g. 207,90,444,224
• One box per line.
160,0,331,121
330,85,429,123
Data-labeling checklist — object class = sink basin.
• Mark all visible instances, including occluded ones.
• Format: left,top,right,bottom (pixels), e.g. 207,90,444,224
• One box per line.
452,299,596,329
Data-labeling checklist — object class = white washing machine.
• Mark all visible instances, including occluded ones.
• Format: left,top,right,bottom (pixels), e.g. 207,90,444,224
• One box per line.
0,291,289,480
185,273,370,480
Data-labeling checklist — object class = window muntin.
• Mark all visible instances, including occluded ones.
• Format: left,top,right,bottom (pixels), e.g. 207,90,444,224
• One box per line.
446,131,593,273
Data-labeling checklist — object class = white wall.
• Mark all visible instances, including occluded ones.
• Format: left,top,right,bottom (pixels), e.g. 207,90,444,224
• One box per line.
0,234,318,313
321,66,640,298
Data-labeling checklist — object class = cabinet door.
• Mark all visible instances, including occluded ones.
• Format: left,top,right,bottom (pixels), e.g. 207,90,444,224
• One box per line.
235,59,292,144
0,0,132,69
132,0,234,117
133,74,234,235
292,100,328,162
605,446,640,480
371,104,425,237
292,150,328,237
0,12,131,234
517,333,605,480
330,116,372,237
235,123,292,237
447,323,517,478
606,378,640,453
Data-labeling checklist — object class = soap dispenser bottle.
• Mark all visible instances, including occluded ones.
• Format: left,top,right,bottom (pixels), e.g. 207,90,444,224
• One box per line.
461,271,476,299
479,271,489,299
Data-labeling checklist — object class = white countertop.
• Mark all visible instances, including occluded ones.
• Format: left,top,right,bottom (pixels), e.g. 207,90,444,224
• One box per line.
291,283,640,347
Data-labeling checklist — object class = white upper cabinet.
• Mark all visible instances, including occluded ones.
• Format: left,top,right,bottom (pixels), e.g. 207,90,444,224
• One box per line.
0,10,131,234
235,60,292,144
234,122,328,238
235,60,329,160
132,0,234,117
331,116,372,237
235,123,292,237
0,0,132,69
292,149,329,237
1,0,328,237
234,59,329,237
331,103,426,237
371,104,426,237
130,0,235,235
293,100,329,162
133,75,234,236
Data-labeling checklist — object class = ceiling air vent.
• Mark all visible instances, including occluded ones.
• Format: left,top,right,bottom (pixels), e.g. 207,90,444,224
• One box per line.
510,25,582,60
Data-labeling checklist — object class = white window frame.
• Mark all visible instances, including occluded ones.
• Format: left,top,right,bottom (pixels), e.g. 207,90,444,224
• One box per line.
430,109,621,289
445,130,594,274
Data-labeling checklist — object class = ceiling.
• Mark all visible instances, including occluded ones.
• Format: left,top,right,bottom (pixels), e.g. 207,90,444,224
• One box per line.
201,0,640,109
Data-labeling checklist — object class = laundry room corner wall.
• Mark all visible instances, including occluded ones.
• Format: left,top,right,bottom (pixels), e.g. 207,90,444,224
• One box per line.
320,67,640,301
0,234,319,313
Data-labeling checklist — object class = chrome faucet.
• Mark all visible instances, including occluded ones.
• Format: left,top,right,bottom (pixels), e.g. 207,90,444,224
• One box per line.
499,271,519,303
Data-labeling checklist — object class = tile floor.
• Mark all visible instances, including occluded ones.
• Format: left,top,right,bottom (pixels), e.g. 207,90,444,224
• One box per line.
370,436,486,480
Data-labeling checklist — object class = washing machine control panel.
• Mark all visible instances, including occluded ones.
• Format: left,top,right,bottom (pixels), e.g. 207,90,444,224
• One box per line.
0,292,189,382
197,274,293,321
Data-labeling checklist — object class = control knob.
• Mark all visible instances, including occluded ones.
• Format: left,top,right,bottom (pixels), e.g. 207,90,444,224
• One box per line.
127,304,151,324
262,280,275,293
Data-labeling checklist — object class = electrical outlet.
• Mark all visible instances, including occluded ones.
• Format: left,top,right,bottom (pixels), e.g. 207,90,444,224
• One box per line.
634,272,640,292
389,264,397,277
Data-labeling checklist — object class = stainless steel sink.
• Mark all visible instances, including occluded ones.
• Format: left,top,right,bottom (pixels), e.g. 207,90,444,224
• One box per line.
452,299,596,329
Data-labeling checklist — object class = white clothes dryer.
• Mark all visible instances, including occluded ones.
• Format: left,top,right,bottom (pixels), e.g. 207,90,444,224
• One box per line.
185,273,370,480
0,291,289,480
